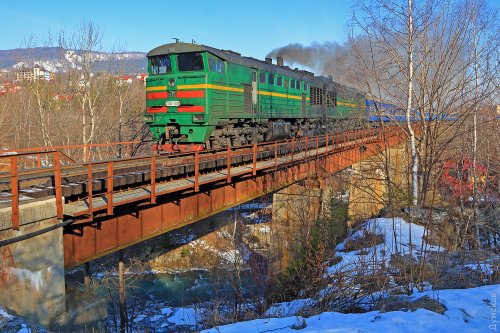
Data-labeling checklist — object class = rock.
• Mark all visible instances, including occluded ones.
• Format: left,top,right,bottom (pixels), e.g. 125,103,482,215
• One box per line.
403,207,449,225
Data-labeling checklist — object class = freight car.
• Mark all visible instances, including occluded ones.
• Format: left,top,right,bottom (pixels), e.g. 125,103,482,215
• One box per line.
143,42,366,152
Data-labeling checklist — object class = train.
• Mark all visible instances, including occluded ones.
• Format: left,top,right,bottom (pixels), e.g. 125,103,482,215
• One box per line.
143,42,400,152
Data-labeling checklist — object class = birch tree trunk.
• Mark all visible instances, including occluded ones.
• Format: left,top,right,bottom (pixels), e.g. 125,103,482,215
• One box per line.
471,2,480,248
406,0,418,206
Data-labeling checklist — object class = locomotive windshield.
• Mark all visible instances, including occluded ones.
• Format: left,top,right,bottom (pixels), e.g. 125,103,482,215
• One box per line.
150,55,172,75
177,52,205,71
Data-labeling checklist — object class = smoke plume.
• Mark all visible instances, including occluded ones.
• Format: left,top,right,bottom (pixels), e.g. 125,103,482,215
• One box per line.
266,41,353,85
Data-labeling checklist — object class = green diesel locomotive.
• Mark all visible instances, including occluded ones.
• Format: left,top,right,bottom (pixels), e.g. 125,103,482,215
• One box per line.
144,42,365,151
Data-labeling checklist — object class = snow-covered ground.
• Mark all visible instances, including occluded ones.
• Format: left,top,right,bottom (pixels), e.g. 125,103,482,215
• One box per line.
328,217,444,276
201,284,499,332
1,283,498,332
200,218,498,332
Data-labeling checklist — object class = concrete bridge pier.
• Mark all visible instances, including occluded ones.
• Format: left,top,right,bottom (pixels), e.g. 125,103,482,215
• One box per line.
0,198,66,327
270,181,323,271
348,146,409,221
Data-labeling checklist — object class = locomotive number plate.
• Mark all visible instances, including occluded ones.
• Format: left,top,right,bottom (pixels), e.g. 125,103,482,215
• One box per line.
165,101,180,107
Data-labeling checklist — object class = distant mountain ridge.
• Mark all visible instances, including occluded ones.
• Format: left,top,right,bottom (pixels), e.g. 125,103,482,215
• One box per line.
0,47,148,74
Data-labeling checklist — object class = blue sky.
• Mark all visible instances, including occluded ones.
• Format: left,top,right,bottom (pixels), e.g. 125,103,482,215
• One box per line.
1,0,497,61
0,0,355,59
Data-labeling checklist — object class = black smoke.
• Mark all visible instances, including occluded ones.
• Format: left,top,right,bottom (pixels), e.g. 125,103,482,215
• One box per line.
266,41,354,84
267,42,341,72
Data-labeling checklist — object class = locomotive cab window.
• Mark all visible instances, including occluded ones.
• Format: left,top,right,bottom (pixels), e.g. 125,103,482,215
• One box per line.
268,73,275,85
178,52,205,71
259,72,266,83
150,55,172,75
208,55,225,74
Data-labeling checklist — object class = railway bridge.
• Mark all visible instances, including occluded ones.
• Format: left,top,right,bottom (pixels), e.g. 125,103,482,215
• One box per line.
0,126,408,327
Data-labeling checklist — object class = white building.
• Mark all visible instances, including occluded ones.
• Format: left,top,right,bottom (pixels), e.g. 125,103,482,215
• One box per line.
17,65,53,82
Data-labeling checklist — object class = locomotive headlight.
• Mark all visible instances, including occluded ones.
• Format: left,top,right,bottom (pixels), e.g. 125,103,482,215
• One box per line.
168,78,176,87
192,114,205,122
143,114,154,122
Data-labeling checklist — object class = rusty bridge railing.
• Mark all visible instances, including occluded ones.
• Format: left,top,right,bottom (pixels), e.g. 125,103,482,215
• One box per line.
1,126,408,230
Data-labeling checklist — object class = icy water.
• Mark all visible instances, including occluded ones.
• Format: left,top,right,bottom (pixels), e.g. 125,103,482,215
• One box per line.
120,269,263,307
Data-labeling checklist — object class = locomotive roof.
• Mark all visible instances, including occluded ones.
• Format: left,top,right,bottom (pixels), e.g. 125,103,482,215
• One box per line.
147,43,364,95
148,42,317,82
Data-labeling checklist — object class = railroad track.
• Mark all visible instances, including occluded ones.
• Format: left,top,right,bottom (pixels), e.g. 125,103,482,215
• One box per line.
1,134,362,203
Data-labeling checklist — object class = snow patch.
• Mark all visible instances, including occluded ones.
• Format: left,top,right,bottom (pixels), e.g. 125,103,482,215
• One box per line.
149,314,163,322
0,306,13,319
202,284,499,332
133,314,146,322
166,307,199,326
264,298,317,317
160,307,173,316
464,263,495,275
328,217,443,276
16,324,32,333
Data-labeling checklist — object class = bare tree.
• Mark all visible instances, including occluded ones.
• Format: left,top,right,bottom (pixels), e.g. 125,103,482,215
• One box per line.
350,0,498,209
58,20,103,156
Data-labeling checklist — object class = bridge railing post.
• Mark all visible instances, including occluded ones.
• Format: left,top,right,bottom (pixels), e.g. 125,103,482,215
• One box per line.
151,155,156,204
126,143,131,158
194,151,200,192
84,144,90,163
226,146,231,183
10,155,19,230
326,133,329,156
305,136,309,159
274,141,278,171
252,144,257,176
87,163,93,220
316,136,319,158
53,151,63,220
107,161,114,215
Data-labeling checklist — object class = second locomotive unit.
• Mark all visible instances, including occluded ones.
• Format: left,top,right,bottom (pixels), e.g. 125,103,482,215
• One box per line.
143,42,366,151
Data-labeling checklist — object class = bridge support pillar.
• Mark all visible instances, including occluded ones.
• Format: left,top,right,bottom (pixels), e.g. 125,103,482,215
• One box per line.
0,198,66,327
271,182,322,271
348,146,408,222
